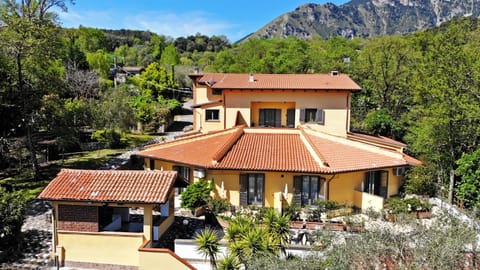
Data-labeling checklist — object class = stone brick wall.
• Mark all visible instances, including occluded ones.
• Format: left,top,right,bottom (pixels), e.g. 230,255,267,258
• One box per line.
58,205,99,232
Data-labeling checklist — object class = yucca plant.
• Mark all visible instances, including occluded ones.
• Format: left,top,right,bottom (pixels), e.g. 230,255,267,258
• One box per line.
218,252,241,270
195,227,221,270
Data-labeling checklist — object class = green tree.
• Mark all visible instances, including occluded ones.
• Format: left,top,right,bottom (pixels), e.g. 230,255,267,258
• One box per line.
406,18,480,203
160,43,180,67
455,148,480,208
195,227,221,270
0,0,71,180
75,26,107,53
180,180,213,210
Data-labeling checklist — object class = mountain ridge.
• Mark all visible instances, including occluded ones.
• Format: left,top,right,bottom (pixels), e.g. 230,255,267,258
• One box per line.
243,0,480,41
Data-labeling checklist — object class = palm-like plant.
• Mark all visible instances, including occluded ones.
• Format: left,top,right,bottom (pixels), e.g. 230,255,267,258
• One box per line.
195,227,221,270
218,252,241,270
263,208,290,255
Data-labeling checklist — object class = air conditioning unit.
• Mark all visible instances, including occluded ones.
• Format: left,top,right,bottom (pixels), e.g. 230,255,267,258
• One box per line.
193,168,206,179
393,167,406,176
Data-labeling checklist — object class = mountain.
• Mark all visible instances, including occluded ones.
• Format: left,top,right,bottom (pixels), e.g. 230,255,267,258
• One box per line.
245,0,480,40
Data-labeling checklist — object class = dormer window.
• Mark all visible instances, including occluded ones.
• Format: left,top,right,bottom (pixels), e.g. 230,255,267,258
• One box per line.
300,108,325,125
212,88,222,95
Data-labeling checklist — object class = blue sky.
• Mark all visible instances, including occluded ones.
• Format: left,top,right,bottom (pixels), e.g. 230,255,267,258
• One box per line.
58,0,349,42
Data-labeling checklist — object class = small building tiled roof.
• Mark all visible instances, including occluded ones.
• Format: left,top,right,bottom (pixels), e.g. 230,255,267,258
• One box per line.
38,169,177,204
195,73,361,91
137,126,420,174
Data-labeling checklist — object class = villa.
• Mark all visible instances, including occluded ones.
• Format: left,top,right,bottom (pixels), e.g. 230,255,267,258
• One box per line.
136,72,421,212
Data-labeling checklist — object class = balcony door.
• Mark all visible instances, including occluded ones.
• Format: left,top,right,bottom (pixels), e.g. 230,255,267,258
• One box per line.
259,108,281,127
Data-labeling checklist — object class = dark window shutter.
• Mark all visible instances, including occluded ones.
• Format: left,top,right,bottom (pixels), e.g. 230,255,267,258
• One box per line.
380,170,389,198
239,174,248,206
293,176,302,206
149,159,155,170
287,109,295,127
259,174,265,206
315,108,325,124
275,109,281,127
300,109,306,123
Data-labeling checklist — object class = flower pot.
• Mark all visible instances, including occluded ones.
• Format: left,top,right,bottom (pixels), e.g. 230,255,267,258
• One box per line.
194,205,208,217
325,222,345,231
346,224,364,233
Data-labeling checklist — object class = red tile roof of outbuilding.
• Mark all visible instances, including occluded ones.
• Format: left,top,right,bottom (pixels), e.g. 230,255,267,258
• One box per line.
38,169,177,204
196,73,362,91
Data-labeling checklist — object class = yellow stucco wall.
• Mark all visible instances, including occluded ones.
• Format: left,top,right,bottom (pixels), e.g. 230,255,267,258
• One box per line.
196,105,225,133
144,159,404,210
328,172,364,206
58,232,144,266
388,168,404,197
223,90,350,135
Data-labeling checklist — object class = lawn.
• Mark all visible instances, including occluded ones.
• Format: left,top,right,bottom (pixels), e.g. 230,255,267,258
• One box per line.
0,133,160,200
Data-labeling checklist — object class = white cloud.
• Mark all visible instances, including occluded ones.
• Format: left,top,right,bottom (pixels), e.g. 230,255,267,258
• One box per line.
58,10,115,29
124,11,234,39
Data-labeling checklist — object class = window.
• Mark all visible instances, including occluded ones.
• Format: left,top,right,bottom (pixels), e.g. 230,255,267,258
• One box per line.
239,174,264,206
294,175,326,206
259,108,281,127
173,166,190,181
364,170,388,198
300,108,325,125
173,166,190,194
212,89,222,95
205,109,220,121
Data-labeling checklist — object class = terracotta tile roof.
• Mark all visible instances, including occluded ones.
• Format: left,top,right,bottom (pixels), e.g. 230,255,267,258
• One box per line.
197,73,361,91
38,169,177,204
137,127,244,167
302,129,413,173
214,132,324,172
347,132,407,148
137,126,420,174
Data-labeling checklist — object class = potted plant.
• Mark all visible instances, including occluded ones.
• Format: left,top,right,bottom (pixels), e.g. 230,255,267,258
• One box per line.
344,215,365,233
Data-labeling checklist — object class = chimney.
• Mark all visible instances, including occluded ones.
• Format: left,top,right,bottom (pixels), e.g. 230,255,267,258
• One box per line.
193,66,199,74
249,72,254,82
330,70,339,77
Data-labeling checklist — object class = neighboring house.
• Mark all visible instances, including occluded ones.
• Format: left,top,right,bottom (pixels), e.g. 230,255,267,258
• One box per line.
38,169,195,270
136,72,421,212
114,66,145,85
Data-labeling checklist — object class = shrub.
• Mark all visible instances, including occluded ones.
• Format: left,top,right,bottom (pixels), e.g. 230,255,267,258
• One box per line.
181,180,214,210
0,189,27,256
91,129,126,149
209,198,230,215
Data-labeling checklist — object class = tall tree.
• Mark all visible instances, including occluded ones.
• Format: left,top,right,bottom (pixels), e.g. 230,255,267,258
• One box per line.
406,19,480,202
0,0,71,180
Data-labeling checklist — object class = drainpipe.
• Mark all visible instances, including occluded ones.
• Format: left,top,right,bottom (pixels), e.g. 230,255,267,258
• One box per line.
326,174,336,201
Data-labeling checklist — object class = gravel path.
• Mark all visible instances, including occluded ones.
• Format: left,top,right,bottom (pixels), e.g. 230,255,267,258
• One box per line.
0,200,53,269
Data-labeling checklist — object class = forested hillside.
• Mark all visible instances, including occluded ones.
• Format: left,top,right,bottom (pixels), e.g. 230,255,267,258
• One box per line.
1,0,480,238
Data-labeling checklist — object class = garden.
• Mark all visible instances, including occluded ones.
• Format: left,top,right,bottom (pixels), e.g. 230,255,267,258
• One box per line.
175,181,474,270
